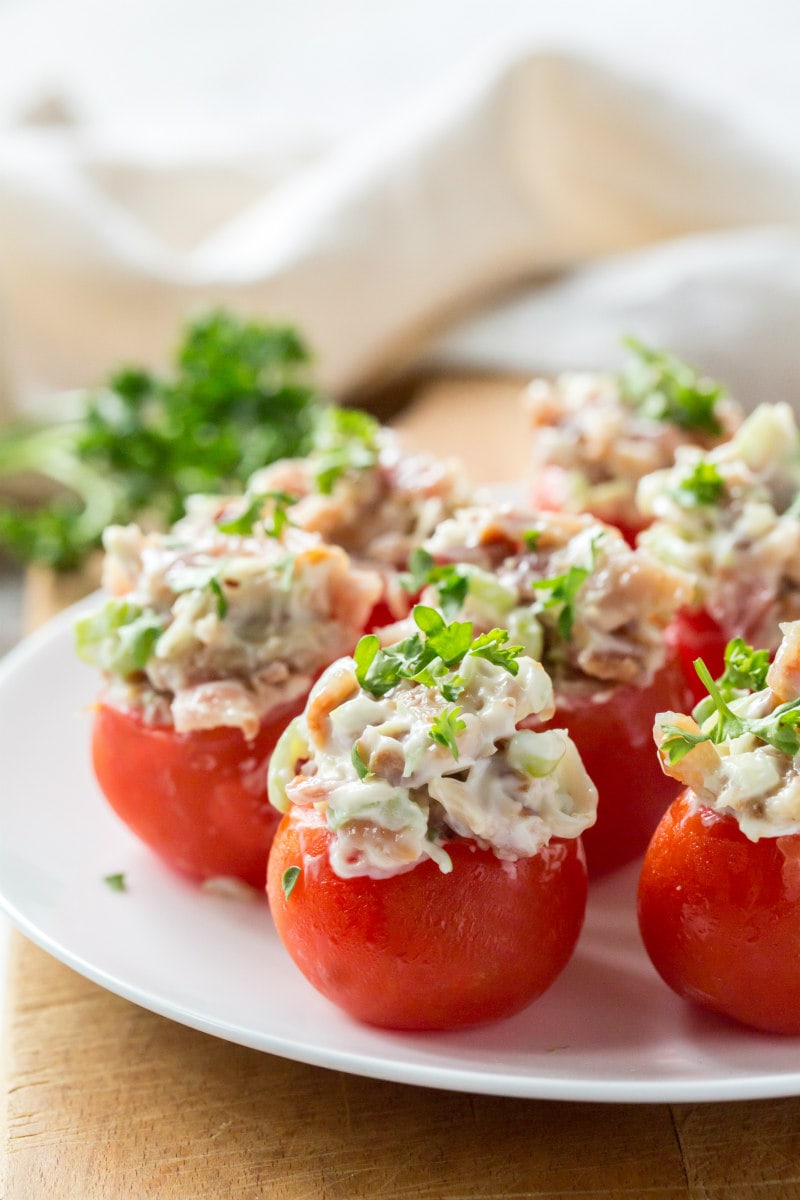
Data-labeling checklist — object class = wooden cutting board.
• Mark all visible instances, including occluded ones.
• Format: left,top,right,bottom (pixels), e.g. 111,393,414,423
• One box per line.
3,377,800,1199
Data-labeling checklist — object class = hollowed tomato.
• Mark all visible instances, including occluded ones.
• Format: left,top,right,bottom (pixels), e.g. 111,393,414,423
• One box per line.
92,695,308,887
267,804,587,1031
524,652,692,877
638,790,800,1034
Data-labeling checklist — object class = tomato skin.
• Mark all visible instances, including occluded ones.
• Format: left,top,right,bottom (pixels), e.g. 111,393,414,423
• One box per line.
524,652,691,877
267,805,587,1031
92,696,307,887
665,607,728,705
638,791,800,1034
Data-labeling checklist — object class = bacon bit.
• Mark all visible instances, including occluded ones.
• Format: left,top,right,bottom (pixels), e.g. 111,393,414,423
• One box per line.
306,663,360,748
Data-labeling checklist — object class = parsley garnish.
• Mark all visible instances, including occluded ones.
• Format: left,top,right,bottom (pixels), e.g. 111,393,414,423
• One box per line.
312,407,380,495
352,607,523,701
103,872,127,892
0,312,320,570
706,637,769,705
522,529,541,551
217,490,297,537
674,461,726,508
429,706,467,759
401,548,470,618
75,599,163,677
531,564,590,640
529,534,602,641
352,742,370,781
208,577,228,619
281,866,301,900
619,336,725,436
660,648,800,763
469,629,522,675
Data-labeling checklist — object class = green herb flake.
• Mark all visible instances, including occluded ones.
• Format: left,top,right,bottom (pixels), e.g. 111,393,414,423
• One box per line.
429,706,467,760
208,577,228,619
658,723,712,765
351,742,370,781
675,461,726,508
469,628,523,676
312,407,380,495
103,872,127,892
619,336,725,436
531,565,590,640
522,529,540,551
686,654,800,759
75,599,163,677
281,865,301,900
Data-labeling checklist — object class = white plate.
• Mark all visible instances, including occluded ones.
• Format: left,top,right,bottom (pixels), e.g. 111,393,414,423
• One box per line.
2,601,800,1105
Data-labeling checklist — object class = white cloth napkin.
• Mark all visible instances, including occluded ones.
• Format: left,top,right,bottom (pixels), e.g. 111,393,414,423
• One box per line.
1,48,800,420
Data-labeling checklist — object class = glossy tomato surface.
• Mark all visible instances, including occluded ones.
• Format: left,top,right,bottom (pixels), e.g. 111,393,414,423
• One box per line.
665,607,728,705
638,791,800,1034
267,804,587,1031
525,653,691,877
92,696,307,887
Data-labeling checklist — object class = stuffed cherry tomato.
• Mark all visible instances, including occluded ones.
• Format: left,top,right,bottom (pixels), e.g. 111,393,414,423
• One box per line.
76,496,380,885
92,696,307,887
638,402,800,700
531,652,691,876
268,805,587,1031
639,792,800,1034
526,342,739,547
266,607,597,1030
640,622,800,1032
422,505,693,876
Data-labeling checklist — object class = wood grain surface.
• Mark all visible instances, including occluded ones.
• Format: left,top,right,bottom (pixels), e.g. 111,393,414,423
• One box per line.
3,378,800,1199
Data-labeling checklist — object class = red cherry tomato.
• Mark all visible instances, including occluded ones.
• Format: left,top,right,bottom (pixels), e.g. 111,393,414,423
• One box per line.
92,695,308,887
530,466,645,547
638,790,800,1034
665,607,728,705
524,652,691,877
267,804,587,1031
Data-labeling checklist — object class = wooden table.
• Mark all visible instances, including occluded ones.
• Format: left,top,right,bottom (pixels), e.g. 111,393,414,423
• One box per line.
3,378,800,1198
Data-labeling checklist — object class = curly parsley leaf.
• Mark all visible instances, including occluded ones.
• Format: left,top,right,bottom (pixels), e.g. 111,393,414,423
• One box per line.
666,650,800,761
312,406,380,495
674,461,726,508
531,564,590,640
619,336,725,436
705,637,769,707
401,548,470,618
0,312,321,570
352,608,522,703
216,490,298,537
469,628,522,676
428,706,467,760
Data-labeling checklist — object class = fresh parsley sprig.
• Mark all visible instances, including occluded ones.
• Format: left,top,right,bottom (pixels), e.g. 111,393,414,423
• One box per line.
401,548,469,618
352,606,523,702
619,336,726,436
216,490,298,538
312,407,380,495
429,707,467,759
674,461,726,508
660,644,800,764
